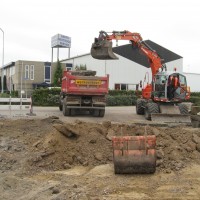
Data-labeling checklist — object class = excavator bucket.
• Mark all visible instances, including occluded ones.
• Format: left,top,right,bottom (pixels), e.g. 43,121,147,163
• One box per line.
112,135,156,174
91,40,119,60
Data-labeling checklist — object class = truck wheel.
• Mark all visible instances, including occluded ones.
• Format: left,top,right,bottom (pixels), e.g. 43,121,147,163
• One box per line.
59,104,63,111
71,109,76,116
93,109,100,117
136,99,145,115
63,98,71,116
99,109,105,117
59,95,63,111
144,102,159,120
178,103,189,114
63,106,71,116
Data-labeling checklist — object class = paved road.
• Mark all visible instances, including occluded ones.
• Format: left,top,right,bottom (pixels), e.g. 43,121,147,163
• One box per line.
0,106,145,123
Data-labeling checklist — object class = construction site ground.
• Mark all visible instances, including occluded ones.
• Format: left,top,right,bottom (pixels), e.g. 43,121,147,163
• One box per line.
0,106,200,200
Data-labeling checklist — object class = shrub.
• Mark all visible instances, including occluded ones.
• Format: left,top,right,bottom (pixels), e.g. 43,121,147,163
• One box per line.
187,96,200,106
0,91,18,98
32,88,61,106
190,92,200,97
108,90,137,96
106,95,137,106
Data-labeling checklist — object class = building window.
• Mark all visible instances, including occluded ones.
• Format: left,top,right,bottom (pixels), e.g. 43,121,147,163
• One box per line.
114,83,139,91
121,84,127,90
25,65,29,79
66,63,73,71
30,65,34,80
115,84,120,90
44,64,51,83
114,83,128,90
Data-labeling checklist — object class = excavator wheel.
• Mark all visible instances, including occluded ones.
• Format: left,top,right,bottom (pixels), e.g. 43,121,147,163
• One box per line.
178,103,189,114
144,102,159,120
112,135,156,174
136,99,145,115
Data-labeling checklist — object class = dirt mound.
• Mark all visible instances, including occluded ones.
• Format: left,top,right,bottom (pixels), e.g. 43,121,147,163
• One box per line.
27,119,112,173
1,117,200,175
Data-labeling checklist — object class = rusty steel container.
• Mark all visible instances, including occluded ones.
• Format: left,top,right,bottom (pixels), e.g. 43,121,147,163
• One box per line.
112,135,156,174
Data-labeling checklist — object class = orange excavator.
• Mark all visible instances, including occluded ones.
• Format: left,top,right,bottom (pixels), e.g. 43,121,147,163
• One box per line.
91,30,191,123
91,30,191,174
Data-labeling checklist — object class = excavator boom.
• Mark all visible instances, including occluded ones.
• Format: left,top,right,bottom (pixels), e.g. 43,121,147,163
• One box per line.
91,30,163,77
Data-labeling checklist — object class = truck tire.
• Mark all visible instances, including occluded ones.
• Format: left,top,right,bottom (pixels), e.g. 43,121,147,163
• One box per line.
70,109,76,116
63,106,71,116
178,103,189,114
93,109,100,117
59,94,63,111
99,109,105,117
59,104,63,111
144,102,159,120
63,98,71,116
136,99,145,115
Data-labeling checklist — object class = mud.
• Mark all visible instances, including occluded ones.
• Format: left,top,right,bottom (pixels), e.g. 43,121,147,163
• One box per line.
0,117,200,199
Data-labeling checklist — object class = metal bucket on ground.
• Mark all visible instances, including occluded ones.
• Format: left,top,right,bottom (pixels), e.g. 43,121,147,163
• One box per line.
112,135,156,174
91,40,119,60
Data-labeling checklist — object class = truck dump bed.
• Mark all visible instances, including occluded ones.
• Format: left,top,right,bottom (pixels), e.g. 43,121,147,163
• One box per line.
61,70,109,95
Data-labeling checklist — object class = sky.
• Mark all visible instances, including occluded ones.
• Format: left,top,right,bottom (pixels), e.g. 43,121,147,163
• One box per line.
0,0,200,73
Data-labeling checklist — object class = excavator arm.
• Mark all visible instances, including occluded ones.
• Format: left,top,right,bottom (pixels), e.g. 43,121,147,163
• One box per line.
91,30,165,77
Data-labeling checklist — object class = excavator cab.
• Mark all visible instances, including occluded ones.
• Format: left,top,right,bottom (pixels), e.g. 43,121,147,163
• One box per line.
91,31,119,60
153,72,188,101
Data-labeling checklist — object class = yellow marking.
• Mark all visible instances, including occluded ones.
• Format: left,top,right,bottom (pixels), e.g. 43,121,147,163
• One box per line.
75,80,101,85
115,36,121,40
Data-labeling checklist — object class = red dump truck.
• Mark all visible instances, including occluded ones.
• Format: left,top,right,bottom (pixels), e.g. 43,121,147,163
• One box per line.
59,70,109,117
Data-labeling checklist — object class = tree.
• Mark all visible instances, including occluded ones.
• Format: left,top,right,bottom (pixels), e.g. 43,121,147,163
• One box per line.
53,59,63,86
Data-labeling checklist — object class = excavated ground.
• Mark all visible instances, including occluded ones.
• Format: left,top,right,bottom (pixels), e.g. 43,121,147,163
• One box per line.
0,116,200,199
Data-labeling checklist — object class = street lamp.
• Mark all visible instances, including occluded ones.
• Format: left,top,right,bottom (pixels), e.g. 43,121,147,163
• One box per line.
0,27,4,93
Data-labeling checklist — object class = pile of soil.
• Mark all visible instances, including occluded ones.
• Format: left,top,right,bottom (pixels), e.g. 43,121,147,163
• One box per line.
0,117,200,175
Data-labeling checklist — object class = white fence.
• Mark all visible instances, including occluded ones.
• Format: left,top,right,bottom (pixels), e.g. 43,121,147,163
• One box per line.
0,97,32,111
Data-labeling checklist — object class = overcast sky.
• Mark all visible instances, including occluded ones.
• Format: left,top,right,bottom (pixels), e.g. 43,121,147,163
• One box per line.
0,0,200,73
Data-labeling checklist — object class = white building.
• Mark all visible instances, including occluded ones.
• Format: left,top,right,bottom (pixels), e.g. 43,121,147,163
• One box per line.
62,40,200,92
183,72,200,92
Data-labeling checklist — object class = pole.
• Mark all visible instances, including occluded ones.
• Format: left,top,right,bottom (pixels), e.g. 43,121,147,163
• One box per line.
0,28,4,93
51,48,53,63
68,48,70,58
21,61,23,98
105,60,107,75
10,70,11,94
57,47,59,60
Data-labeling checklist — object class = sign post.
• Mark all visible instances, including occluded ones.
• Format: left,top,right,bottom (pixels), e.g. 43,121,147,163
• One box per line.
51,34,71,62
